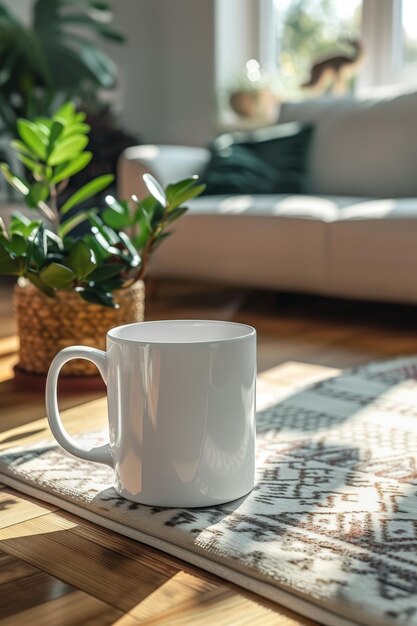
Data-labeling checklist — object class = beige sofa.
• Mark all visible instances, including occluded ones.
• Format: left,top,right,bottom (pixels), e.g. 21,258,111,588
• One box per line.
119,89,417,304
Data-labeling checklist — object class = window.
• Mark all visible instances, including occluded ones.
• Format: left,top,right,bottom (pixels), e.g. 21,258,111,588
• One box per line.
271,0,362,94
260,0,417,94
402,0,417,72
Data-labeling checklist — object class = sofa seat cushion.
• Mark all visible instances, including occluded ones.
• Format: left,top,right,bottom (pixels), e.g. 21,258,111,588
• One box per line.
150,194,417,303
150,194,366,292
327,198,417,303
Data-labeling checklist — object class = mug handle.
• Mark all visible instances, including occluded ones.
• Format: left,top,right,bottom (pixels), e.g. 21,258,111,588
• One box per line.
45,346,113,467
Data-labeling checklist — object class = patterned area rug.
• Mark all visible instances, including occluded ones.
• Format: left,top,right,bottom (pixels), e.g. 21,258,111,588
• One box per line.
2,357,417,626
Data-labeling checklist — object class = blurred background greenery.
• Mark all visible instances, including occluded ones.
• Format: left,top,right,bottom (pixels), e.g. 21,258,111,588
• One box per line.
0,0,137,201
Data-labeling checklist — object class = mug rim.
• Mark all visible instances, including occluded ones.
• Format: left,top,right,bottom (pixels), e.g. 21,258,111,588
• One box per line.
107,319,256,345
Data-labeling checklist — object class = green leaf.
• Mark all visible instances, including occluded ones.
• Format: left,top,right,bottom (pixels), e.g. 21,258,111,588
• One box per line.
133,196,156,228
15,153,43,176
102,207,129,229
166,206,188,224
26,182,49,208
0,164,29,197
61,123,91,139
0,243,24,275
35,122,51,137
10,140,38,160
26,270,55,297
165,176,198,202
61,1,112,12
48,135,89,166
9,213,41,238
91,1,113,11
63,234,76,251
40,262,76,288
89,228,112,251
26,224,47,270
9,212,30,228
89,214,119,245
78,41,117,88
77,287,117,308
151,202,165,228
104,196,129,215
61,14,124,42
60,174,114,215
83,231,110,262
118,231,140,267
143,173,167,207
88,263,123,282
95,25,125,42
132,204,152,249
133,232,150,250
45,229,64,251
47,120,64,155
54,102,76,122
107,244,128,260
134,196,164,232
2,233,27,256
16,119,47,160
95,277,125,292
91,226,111,254
34,118,53,131
74,112,87,123
58,210,95,238
69,240,97,279
51,152,93,184
102,196,131,229
167,184,206,211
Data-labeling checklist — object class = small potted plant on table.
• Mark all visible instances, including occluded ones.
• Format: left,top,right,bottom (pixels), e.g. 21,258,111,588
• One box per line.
0,103,205,389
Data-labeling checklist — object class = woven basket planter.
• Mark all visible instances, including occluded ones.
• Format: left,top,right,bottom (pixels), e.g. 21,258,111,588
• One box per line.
14,280,145,377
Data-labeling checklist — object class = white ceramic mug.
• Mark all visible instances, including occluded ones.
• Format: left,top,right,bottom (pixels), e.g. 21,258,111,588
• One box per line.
45,320,256,507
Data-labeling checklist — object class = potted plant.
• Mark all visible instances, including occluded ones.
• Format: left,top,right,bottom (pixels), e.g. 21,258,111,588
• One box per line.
227,60,279,125
0,102,205,387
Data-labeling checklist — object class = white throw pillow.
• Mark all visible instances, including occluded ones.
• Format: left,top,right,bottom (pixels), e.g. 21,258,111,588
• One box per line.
279,89,417,198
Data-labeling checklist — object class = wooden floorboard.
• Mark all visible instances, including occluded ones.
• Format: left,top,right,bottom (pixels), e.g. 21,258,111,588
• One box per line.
0,505,316,625
0,549,139,625
0,488,56,529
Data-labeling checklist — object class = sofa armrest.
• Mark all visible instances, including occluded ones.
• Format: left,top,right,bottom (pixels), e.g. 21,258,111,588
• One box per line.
118,145,210,199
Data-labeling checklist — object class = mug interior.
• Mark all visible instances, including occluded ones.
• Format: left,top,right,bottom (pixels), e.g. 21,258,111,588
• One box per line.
108,320,255,344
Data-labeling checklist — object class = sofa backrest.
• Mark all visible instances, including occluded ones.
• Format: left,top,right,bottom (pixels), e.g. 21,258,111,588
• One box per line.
279,89,417,198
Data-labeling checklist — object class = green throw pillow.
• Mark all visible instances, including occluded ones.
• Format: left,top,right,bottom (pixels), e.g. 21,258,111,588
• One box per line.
201,122,313,195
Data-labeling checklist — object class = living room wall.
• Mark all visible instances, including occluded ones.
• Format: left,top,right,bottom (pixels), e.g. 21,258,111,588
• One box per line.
109,0,216,147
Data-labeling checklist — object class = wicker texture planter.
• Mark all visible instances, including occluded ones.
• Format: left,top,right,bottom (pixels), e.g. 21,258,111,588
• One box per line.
14,280,145,376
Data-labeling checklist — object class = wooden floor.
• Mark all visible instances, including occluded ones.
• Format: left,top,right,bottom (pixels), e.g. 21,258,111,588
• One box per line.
1,279,417,625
